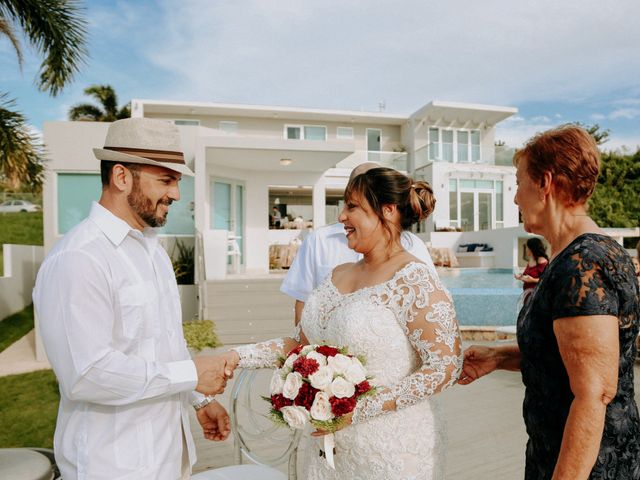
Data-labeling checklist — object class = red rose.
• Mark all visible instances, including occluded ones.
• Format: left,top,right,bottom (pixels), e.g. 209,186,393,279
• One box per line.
316,345,340,357
293,356,319,376
355,381,371,396
294,382,319,410
329,395,357,417
288,345,303,357
271,394,293,411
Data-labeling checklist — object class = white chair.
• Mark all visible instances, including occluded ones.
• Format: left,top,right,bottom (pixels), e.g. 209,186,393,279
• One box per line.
193,369,302,480
227,232,242,274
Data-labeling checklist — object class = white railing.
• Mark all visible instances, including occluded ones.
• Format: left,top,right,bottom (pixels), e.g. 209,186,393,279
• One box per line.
0,244,44,321
337,150,408,171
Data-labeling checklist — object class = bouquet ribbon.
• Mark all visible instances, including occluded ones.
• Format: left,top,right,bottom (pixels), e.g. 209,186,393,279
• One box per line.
324,433,336,469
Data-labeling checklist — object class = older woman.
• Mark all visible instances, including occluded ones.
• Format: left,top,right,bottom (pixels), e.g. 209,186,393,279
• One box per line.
460,125,640,479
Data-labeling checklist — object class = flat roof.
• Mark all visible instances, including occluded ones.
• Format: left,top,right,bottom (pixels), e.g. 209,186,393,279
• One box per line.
134,98,517,126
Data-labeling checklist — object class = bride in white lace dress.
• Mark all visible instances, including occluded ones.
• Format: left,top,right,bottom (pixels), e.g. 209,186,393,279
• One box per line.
225,167,462,479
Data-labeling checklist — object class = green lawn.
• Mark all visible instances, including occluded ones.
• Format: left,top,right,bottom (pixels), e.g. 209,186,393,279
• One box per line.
0,369,59,448
0,211,43,276
0,304,35,353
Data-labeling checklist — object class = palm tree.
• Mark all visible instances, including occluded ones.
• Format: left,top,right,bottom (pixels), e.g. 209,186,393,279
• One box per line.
0,0,87,190
69,85,131,122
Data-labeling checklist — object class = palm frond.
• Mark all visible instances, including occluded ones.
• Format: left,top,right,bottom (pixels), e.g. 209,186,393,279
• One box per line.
0,0,88,96
68,103,104,121
0,93,45,190
0,16,23,67
117,102,131,119
83,85,118,118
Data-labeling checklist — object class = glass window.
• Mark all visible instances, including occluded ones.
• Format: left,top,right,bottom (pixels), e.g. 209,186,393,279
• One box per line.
174,119,200,126
428,128,439,160
442,130,454,162
304,126,327,141
337,127,353,139
286,126,301,139
219,121,238,133
496,180,504,222
478,192,492,230
57,173,102,234
471,130,481,162
449,179,458,226
457,131,469,163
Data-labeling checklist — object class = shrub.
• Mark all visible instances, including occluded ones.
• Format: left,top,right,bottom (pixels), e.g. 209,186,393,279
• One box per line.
171,240,195,285
182,320,220,351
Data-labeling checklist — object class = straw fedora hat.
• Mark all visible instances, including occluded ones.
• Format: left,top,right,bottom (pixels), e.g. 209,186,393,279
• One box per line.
93,117,194,176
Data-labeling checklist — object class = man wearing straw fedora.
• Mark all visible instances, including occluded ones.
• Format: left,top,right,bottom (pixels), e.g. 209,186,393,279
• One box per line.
34,118,235,479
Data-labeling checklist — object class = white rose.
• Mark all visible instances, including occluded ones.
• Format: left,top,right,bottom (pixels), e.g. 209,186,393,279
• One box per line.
284,353,298,369
301,345,315,355
344,362,367,384
282,372,303,400
306,350,327,367
270,369,285,395
280,405,310,429
310,391,333,421
308,366,334,391
331,376,356,398
327,354,352,375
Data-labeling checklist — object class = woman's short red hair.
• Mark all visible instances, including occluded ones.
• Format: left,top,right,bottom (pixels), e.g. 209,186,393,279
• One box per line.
514,125,600,206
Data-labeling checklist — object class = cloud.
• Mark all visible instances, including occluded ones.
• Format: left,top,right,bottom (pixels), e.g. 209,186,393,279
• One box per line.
127,0,640,113
609,108,640,120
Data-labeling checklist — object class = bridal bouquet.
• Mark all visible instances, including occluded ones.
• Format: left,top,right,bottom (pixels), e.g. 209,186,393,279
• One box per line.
266,344,375,467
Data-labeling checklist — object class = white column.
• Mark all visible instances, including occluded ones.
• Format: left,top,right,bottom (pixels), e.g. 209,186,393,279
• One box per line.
312,176,326,228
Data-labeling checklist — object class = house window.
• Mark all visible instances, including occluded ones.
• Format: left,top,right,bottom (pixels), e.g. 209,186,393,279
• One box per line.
457,131,469,163
174,119,200,126
471,130,481,162
337,127,354,139
428,128,439,160
428,127,481,163
285,125,327,140
442,130,454,162
219,121,238,133
449,179,458,228
496,180,504,228
57,173,195,235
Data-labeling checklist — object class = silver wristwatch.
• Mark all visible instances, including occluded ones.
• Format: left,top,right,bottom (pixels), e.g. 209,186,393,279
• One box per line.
193,395,215,411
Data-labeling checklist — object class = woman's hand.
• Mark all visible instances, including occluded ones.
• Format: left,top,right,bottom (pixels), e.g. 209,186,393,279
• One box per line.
311,412,353,437
221,350,241,378
521,274,535,283
459,345,500,385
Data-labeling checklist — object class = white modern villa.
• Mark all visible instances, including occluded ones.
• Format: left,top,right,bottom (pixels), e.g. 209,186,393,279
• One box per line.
43,99,520,268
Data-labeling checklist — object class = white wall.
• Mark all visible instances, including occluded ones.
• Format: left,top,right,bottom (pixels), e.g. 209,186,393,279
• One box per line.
0,244,43,320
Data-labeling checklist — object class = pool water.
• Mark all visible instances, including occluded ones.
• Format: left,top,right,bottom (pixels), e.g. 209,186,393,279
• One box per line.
438,268,522,327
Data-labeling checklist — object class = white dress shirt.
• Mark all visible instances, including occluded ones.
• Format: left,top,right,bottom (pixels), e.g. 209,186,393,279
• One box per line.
33,202,199,480
280,222,435,302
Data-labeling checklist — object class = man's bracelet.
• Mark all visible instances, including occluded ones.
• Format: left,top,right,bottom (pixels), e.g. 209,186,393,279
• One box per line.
193,395,215,411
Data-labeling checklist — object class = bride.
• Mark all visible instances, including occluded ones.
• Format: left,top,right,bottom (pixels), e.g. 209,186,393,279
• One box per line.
223,167,462,479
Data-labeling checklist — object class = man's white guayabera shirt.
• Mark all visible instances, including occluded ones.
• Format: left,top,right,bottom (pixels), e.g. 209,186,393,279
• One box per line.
33,202,198,480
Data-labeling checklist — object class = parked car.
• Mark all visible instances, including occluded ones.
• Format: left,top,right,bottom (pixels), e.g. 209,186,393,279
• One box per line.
0,199,41,213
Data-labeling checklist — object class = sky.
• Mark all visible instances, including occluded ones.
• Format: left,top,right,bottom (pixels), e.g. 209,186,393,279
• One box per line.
2,0,640,151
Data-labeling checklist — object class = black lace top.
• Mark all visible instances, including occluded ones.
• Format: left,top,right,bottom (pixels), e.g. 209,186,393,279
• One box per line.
517,233,640,479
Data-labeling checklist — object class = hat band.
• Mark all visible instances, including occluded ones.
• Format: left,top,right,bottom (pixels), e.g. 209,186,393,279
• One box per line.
104,146,185,165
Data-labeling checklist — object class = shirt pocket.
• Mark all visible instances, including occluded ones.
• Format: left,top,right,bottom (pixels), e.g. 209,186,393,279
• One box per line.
114,415,154,470
118,281,154,339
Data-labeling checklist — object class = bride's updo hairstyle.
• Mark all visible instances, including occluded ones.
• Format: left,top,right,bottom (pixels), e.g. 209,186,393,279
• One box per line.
344,167,435,242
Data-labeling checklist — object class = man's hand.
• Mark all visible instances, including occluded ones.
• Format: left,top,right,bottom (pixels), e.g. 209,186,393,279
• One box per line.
193,356,229,395
196,400,231,441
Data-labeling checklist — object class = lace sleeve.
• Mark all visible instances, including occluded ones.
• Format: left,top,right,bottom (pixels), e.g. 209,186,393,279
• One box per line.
232,324,305,369
352,264,463,424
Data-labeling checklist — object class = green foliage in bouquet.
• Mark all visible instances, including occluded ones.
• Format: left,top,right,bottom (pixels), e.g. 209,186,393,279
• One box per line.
182,320,220,351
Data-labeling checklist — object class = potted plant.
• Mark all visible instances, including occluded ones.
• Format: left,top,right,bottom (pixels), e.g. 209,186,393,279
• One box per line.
171,240,197,321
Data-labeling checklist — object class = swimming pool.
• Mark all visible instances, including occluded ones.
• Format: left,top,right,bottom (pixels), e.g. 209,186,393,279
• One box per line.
438,268,522,327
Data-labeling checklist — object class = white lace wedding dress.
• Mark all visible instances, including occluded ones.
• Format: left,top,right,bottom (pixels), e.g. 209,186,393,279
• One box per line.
234,261,462,480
